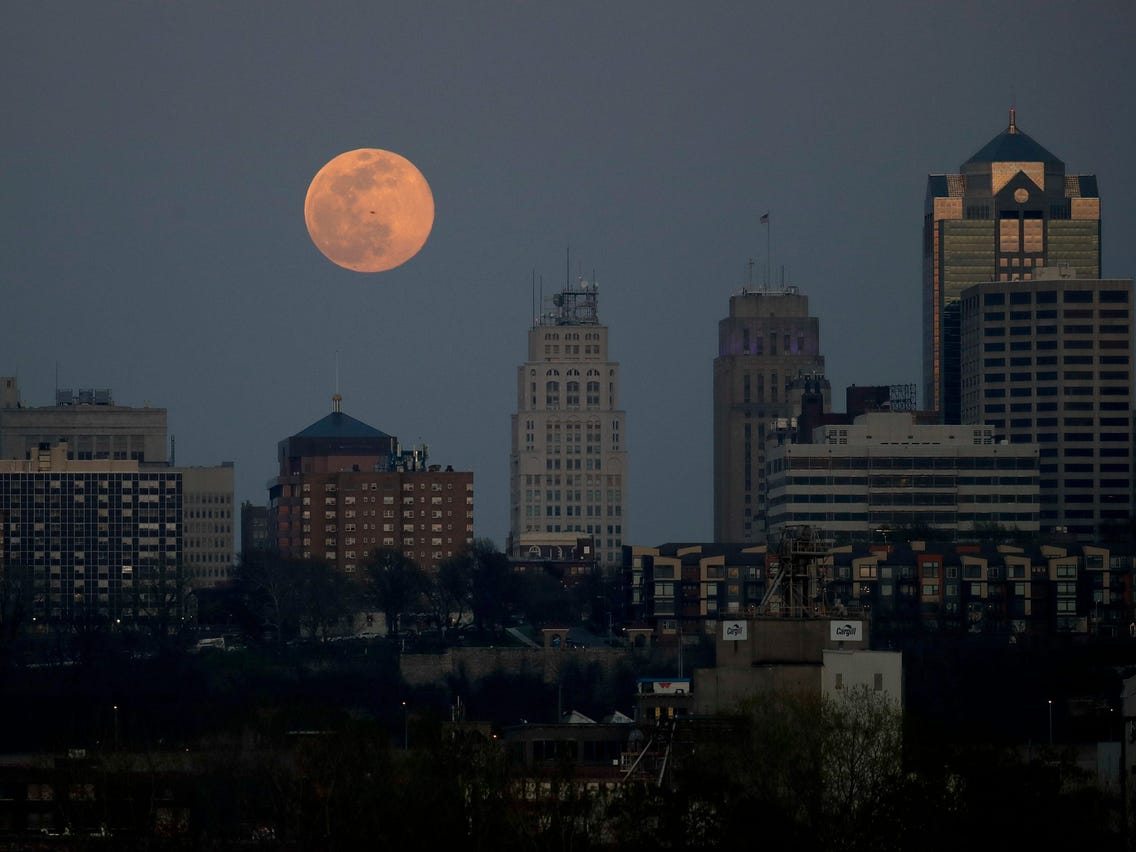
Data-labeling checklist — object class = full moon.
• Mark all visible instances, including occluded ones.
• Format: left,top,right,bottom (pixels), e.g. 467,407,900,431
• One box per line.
304,148,434,273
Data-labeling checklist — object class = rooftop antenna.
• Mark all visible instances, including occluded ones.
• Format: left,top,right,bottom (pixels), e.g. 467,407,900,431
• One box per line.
531,269,536,328
333,350,342,413
760,211,772,288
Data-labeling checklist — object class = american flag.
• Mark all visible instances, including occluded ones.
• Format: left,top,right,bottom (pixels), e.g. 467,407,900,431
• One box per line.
760,212,770,224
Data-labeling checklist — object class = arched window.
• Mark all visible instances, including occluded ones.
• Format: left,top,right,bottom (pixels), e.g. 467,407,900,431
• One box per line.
546,381,560,407
566,381,580,407
586,381,600,407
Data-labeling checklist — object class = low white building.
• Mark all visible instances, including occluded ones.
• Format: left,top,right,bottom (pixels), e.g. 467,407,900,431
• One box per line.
821,649,903,708
766,411,1039,541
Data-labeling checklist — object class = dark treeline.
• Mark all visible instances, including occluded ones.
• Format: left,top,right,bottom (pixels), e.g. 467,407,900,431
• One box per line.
4,688,1112,851
224,538,620,645
0,541,1131,847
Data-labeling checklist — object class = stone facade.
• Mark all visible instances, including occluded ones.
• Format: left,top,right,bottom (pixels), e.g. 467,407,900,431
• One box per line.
509,278,627,568
713,288,827,543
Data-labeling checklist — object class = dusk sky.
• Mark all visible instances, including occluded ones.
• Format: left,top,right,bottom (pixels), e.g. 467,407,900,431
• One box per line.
4,1,1135,549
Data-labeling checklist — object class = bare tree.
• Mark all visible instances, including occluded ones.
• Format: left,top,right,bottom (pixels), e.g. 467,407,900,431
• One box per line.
295,559,351,642
235,551,305,643
363,549,428,637
427,554,473,630
821,685,903,819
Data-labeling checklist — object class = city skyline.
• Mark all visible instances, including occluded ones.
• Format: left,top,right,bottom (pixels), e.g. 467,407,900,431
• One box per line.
5,3,1136,550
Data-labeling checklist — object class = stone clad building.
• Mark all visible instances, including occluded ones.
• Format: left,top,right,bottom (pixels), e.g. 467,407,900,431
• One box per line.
0,383,167,464
713,287,828,543
509,278,627,568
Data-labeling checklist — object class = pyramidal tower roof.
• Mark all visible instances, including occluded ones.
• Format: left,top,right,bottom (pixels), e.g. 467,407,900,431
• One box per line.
964,108,1063,166
292,393,391,440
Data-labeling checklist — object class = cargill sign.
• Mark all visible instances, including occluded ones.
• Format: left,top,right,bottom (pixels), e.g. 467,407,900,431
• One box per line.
829,621,864,642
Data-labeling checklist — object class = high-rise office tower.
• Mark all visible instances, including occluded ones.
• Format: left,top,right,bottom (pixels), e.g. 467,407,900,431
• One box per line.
713,286,828,543
960,270,1132,539
923,109,1100,423
509,278,627,568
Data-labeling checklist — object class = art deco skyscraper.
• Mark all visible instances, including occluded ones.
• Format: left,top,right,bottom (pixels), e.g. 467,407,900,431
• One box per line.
713,286,827,543
923,109,1100,422
509,279,627,568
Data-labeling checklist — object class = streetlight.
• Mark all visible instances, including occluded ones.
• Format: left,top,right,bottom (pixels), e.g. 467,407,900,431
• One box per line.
1048,699,1053,746
402,701,408,750
113,705,119,751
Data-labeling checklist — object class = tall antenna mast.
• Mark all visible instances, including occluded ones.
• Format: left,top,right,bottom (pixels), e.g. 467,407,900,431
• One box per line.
760,212,772,288
766,213,772,288
333,350,342,413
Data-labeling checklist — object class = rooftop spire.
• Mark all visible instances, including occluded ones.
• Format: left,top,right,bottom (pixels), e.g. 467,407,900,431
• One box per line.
332,350,342,412
1008,106,1017,134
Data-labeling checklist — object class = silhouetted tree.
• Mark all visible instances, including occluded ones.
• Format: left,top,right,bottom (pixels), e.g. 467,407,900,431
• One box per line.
364,549,428,637
235,550,306,643
427,553,473,629
0,560,33,665
236,552,356,643
468,539,517,631
675,688,904,849
144,556,193,645
295,559,352,641
515,569,571,626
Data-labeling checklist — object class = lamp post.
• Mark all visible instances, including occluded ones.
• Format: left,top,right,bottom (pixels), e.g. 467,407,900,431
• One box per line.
1048,699,1053,746
402,701,408,750
113,705,119,751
